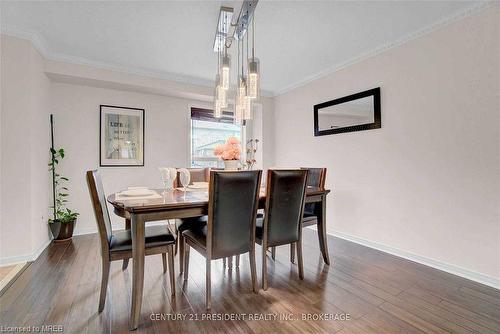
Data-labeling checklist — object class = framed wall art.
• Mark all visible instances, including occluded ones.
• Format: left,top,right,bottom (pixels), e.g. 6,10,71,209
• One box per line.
100,105,144,167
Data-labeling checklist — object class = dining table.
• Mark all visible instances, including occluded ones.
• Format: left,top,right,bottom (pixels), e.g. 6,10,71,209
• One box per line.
107,186,331,330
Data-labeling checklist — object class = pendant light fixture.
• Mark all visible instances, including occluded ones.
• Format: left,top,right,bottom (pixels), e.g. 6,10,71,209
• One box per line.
220,9,231,90
212,1,260,122
213,39,221,118
243,31,252,120
213,74,222,118
217,47,228,108
234,39,244,125
247,14,260,100
221,49,231,90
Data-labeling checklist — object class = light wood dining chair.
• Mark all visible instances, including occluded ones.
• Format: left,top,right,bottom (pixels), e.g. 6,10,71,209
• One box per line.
86,170,176,312
182,170,262,309
255,169,308,290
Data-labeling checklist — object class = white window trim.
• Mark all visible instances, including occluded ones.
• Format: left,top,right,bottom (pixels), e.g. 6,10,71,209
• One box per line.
187,103,247,168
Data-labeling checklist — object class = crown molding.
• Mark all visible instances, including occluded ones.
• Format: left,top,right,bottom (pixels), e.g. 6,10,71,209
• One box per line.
1,1,494,98
0,24,274,97
273,1,495,97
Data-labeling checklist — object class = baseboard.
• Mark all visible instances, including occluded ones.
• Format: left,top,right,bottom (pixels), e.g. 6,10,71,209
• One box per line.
0,237,52,267
327,229,500,290
31,238,53,261
0,254,32,267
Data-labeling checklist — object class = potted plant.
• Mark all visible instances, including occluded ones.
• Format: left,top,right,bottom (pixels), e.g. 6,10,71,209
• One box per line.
214,137,242,170
48,115,78,242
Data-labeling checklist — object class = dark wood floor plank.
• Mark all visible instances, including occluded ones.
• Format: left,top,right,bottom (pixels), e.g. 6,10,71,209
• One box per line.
439,300,500,332
1,230,499,334
398,291,499,334
379,302,450,334
459,285,500,307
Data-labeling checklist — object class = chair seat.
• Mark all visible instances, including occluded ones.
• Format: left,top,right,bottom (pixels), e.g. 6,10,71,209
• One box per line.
110,225,176,252
182,224,208,248
176,216,208,232
303,212,317,222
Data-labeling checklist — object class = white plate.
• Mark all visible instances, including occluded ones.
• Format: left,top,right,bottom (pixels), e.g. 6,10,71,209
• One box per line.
189,182,208,189
120,189,155,197
127,186,149,190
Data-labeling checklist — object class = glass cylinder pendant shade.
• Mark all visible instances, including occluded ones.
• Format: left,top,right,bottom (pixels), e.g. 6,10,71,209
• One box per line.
215,74,227,108
221,54,231,90
214,98,222,118
234,95,243,125
234,76,246,124
213,76,221,118
243,96,252,120
247,57,260,99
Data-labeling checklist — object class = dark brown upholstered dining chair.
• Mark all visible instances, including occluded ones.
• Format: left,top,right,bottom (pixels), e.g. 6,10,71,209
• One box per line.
86,170,176,312
256,169,308,290
182,170,262,309
174,167,210,273
288,167,327,263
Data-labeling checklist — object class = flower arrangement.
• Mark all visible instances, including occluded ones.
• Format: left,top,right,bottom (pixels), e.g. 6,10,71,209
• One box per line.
214,137,242,161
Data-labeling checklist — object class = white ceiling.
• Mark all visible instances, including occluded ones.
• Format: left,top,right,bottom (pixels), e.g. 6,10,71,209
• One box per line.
0,1,483,95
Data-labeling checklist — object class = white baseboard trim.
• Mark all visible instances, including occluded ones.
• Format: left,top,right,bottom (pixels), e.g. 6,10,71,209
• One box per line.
0,238,52,267
0,254,32,267
327,229,500,290
31,238,53,261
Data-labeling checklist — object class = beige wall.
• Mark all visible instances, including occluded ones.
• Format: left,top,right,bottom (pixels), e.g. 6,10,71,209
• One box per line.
0,35,52,264
274,6,500,283
0,34,273,253
1,6,497,288
49,76,272,236
50,83,212,234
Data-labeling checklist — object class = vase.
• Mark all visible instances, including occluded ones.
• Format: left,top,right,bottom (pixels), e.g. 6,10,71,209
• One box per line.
223,160,239,171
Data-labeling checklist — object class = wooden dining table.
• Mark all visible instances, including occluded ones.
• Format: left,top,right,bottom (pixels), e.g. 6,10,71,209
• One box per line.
107,186,331,330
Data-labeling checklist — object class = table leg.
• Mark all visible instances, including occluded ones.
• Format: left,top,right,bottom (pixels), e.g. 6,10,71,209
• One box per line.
122,218,131,270
130,213,145,330
317,196,330,265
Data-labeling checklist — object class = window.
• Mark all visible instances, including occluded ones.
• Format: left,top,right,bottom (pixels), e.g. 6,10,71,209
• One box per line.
190,107,242,168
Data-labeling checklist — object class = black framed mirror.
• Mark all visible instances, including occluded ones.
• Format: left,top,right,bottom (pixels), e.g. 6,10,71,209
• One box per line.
314,87,381,136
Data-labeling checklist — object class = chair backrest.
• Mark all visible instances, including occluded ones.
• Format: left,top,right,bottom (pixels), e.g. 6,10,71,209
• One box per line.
175,167,210,187
263,169,308,246
86,170,113,251
207,170,262,259
301,167,327,189
301,167,326,216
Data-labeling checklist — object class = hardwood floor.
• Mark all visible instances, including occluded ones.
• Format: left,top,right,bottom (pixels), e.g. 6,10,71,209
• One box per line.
0,229,499,333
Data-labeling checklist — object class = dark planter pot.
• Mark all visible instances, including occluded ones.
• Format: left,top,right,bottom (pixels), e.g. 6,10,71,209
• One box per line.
49,218,76,243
